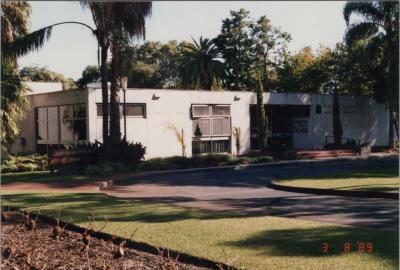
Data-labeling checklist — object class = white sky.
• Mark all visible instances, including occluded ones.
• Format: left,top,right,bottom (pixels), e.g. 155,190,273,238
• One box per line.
20,1,347,80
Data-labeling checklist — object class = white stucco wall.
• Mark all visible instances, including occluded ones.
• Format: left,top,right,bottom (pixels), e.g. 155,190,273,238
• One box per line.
11,85,389,158
23,81,63,95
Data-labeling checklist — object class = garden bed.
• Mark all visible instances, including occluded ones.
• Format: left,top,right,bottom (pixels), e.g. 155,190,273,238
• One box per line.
1,210,210,270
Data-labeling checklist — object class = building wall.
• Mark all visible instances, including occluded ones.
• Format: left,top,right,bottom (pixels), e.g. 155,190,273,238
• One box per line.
11,86,389,158
23,81,63,95
90,88,254,158
10,90,88,154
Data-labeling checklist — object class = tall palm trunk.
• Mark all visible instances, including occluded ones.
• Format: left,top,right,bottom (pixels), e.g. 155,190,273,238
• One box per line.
388,102,394,148
387,43,399,147
332,87,343,144
100,43,110,144
109,38,121,143
256,75,267,149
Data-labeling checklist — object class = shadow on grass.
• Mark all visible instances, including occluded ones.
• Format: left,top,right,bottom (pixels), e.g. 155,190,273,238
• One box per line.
1,171,98,186
1,192,242,224
222,226,399,266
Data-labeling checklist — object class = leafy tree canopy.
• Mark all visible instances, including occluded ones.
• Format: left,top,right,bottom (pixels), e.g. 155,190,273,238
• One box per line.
20,65,76,90
76,65,101,89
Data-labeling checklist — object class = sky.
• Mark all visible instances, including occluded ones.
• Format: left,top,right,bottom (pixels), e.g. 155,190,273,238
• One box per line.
20,1,347,80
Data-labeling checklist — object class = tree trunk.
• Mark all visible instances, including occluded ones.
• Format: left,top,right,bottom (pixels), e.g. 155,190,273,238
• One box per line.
109,39,121,144
256,75,267,149
388,102,394,148
100,44,110,145
332,87,343,145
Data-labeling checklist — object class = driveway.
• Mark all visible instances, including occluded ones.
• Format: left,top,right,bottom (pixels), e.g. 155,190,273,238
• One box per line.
104,156,399,230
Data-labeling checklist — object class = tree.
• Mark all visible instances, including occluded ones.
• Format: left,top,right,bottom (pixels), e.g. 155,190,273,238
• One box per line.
107,2,152,144
20,65,76,90
275,46,334,94
255,74,267,149
82,3,114,145
179,37,226,90
1,61,28,147
76,65,101,89
250,16,291,92
344,1,399,147
3,2,113,145
1,1,31,147
215,9,255,90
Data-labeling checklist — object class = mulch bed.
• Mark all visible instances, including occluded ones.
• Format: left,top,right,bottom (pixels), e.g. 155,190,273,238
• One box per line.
1,212,210,270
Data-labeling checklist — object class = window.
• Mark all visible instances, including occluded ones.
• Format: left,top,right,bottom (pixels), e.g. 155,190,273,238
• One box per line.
212,105,230,116
192,140,230,155
293,119,308,133
192,105,210,118
191,104,231,155
96,103,146,117
60,104,87,141
35,104,87,145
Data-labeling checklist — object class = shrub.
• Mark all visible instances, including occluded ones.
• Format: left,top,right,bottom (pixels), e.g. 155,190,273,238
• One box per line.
199,154,232,166
70,140,146,165
1,154,48,173
235,156,253,165
84,162,113,176
254,156,274,163
105,140,146,164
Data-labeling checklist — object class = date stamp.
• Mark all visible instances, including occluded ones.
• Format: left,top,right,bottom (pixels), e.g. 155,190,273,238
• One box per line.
322,242,374,253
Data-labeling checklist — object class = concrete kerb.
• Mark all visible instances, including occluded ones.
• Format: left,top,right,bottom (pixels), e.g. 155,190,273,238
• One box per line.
99,153,398,188
267,180,399,199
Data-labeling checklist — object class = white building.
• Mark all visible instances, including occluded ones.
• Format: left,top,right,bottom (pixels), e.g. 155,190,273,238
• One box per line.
11,82,389,158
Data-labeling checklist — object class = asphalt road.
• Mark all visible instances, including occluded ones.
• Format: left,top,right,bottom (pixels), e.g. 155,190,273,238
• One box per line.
104,156,399,230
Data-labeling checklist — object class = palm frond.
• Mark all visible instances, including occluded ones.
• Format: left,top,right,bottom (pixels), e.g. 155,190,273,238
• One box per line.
345,22,379,46
2,26,53,60
115,2,152,40
343,2,383,25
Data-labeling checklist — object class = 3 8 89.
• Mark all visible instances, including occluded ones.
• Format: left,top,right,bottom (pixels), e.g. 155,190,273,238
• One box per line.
322,242,373,253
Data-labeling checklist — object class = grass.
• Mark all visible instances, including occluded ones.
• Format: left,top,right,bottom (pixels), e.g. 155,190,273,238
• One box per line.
275,168,399,193
1,171,96,185
1,190,398,270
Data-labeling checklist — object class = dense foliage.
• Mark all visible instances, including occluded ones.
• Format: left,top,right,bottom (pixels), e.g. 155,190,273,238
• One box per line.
70,140,146,165
1,61,29,146
1,153,48,173
76,65,101,89
20,65,76,90
344,1,399,147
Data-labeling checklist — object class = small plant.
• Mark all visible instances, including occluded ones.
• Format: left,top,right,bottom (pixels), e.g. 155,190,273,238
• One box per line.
52,207,69,239
166,123,187,157
113,228,138,259
81,212,108,251
1,207,15,222
233,127,241,156
26,211,40,230
156,247,181,270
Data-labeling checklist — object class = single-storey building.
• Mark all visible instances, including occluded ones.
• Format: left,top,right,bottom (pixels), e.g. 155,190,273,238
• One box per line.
11,82,389,158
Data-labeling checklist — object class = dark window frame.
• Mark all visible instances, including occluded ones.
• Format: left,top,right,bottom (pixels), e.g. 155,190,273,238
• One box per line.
96,103,146,118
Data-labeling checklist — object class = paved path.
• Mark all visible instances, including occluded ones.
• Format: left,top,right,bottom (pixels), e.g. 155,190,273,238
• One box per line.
104,156,399,230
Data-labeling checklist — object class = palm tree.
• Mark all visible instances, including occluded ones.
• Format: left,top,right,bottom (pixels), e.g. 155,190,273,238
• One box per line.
107,2,152,143
1,2,32,147
344,1,399,147
180,37,226,90
81,3,113,145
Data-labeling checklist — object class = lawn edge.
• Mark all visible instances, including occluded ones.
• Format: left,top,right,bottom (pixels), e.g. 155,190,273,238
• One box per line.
267,180,399,199
2,206,235,270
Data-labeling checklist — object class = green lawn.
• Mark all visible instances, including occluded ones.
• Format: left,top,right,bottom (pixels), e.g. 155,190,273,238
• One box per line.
1,190,398,270
1,171,96,185
275,168,399,193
